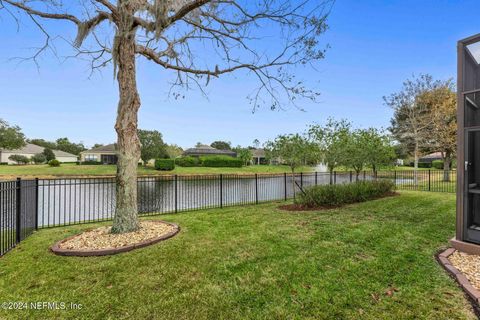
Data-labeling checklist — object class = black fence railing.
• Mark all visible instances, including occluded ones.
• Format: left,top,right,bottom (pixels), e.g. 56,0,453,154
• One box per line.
0,170,456,256
0,179,37,256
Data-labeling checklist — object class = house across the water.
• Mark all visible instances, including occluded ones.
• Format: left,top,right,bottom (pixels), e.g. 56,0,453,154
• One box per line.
418,152,443,164
183,145,237,157
0,143,77,164
80,144,118,164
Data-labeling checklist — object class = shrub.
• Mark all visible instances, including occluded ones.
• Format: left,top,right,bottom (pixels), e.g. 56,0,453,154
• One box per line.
418,162,431,168
155,159,175,171
0,162,8,165
432,160,444,170
175,156,200,167
31,153,47,164
81,161,102,165
43,148,56,161
48,159,61,167
8,154,30,164
200,156,243,168
297,180,395,208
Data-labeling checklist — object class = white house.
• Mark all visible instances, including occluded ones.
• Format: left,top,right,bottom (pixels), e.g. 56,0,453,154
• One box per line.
0,143,78,164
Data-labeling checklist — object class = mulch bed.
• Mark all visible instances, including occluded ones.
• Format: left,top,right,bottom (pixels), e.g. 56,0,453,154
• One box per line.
51,220,180,257
278,192,399,212
437,248,480,317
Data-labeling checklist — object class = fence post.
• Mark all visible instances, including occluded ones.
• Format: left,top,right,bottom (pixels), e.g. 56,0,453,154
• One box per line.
300,172,303,188
428,170,431,191
174,175,178,213
35,178,39,231
284,173,287,201
255,174,259,204
363,170,366,181
394,170,397,186
16,178,21,244
349,171,352,183
315,172,318,185
334,171,337,184
220,174,223,208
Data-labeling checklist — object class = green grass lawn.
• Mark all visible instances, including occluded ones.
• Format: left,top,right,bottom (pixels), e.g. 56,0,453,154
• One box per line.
0,192,474,319
0,163,312,179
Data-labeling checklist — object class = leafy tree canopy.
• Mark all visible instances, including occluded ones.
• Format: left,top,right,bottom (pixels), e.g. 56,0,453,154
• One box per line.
0,119,26,150
42,148,56,161
210,141,232,150
138,129,168,164
56,137,87,155
308,118,351,172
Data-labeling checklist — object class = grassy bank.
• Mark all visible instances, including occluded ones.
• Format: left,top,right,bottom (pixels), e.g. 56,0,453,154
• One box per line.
0,164,312,179
0,192,474,319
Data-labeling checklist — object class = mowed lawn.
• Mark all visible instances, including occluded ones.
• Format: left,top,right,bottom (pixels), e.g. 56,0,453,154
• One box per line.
0,163,313,179
0,192,475,319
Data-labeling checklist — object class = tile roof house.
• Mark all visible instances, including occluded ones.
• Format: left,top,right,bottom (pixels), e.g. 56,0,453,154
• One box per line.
0,143,78,164
183,145,237,157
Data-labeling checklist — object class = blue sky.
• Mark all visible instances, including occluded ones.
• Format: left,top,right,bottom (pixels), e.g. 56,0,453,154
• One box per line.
0,0,478,149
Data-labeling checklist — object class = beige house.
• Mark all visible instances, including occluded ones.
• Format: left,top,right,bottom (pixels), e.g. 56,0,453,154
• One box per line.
80,143,155,165
80,144,118,164
0,143,78,164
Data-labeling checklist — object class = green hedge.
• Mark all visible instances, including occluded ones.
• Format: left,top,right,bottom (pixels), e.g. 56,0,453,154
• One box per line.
432,160,444,170
297,180,395,208
418,162,431,168
175,156,200,167
48,159,61,167
80,161,103,165
155,159,175,171
200,156,243,167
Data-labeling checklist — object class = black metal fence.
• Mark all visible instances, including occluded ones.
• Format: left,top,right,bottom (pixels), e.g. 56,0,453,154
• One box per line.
0,179,37,256
0,170,456,256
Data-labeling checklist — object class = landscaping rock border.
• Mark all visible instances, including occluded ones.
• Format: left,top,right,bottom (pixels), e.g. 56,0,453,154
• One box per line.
50,220,180,257
436,247,480,317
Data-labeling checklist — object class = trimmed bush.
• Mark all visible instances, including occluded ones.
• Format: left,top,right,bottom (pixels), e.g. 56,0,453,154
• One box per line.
155,159,175,171
200,156,243,168
81,161,102,165
8,154,30,164
432,160,444,170
175,156,200,167
31,153,47,164
48,159,61,167
297,180,395,208
417,162,431,168
0,162,8,165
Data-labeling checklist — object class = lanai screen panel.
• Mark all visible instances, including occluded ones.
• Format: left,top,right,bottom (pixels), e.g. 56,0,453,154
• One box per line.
464,41,480,127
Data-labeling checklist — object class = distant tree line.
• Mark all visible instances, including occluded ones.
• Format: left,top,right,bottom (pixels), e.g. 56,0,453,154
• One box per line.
265,119,396,186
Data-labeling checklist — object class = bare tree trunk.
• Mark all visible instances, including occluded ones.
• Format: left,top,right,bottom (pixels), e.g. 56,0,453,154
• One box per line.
111,8,141,234
443,151,451,182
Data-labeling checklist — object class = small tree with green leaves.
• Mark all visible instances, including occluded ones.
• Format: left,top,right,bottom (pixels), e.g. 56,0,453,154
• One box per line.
308,119,351,183
359,128,396,175
42,148,56,162
236,148,253,166
342,130,366,180
265,134,319,198
166,144,184,159
138,130,168,165
0,119,25,150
